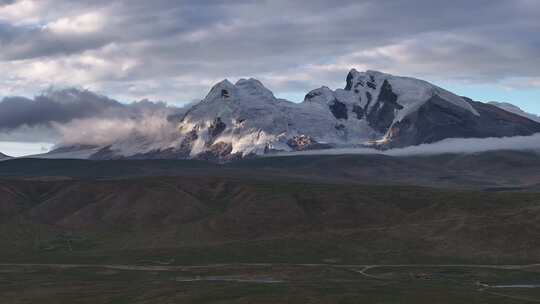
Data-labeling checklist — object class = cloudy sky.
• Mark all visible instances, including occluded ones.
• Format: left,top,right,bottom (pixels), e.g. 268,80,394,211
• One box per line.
0,0,539,155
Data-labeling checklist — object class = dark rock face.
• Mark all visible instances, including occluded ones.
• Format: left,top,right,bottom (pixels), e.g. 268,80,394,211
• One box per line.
305,91,321,100
379,95,540,148
329,100,348,120
352,104,365,119
366,75,377,89
196,142,235,161
353,81,364,94
468,99,540,137
177,129,199,156
335,124,345,131
208,117,226,139
287,135,333,151
367,80,403,133
345,71,354,91
221,89,230,98
365,91,372,106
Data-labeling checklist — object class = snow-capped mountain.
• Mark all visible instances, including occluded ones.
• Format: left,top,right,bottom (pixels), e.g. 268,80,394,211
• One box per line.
167,69,540,158
175,76,379,160
0,152,11,161
304,69,481,148
44,69,540,160
489,102,540,122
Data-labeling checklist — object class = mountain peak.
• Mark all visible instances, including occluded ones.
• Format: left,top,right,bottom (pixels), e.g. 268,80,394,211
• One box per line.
303,86,334,103
347,68,386,77
345,69,388,91
347,68,359,75
235,78,274,99
204,77,275,103
204,79,235,101
235,77,263,86
213,79,235,89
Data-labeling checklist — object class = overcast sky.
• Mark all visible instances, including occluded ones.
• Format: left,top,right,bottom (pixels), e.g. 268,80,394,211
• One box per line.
1,0,539,155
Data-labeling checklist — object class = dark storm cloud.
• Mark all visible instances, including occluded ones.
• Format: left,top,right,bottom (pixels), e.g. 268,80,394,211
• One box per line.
0,88,183,131
0,89,120,129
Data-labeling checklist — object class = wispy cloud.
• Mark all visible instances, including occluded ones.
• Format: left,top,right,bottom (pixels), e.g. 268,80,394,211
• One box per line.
273,134,540,157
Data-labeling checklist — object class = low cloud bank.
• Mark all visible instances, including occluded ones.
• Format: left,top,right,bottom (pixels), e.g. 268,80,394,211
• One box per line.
54,112,180,147
387,135,540,156
273,134,540,157
0,88,190,147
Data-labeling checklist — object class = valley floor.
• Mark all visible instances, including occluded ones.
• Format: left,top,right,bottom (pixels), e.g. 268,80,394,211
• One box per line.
3,263,540,303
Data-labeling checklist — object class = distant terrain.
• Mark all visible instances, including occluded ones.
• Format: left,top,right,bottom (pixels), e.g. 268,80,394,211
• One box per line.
1,151,540,303
2,150,540,190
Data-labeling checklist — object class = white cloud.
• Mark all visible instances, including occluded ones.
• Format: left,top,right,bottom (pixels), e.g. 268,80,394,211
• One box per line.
0,0,44,25
272,134,540,157
45,12,105,35
387,135,540,156
0,47,139,97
